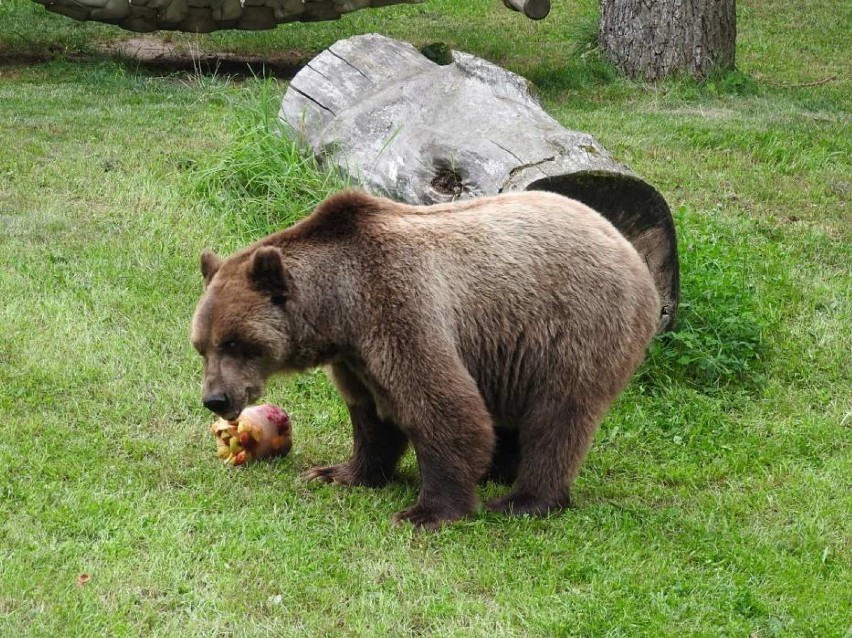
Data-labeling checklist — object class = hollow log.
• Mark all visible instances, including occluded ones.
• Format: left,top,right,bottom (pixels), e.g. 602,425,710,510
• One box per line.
280,35,679,332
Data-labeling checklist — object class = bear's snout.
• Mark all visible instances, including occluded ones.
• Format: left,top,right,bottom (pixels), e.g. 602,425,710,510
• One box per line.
202,392,233,418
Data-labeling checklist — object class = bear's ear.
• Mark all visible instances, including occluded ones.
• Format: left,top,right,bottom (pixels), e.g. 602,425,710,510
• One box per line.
249,246,290,302
200,250,222,288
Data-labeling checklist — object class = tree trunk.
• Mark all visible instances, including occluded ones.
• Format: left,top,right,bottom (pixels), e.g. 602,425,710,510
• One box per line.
599,0,736,81
280,35,680,332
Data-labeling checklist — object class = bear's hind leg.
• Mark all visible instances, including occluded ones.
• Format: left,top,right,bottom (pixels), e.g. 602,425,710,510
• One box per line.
488,401,601,516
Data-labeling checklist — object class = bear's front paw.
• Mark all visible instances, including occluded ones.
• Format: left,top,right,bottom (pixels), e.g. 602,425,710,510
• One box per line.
391,503,471,530
303,464,357,485
487,491,569,516
303,462,388,487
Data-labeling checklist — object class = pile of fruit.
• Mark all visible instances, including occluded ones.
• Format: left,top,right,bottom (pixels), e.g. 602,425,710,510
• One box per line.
210,404,292,466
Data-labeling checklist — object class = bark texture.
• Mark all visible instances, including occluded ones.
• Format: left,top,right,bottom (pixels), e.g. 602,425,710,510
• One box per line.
32,0,421,32
599,0,736,81
280,34,680,331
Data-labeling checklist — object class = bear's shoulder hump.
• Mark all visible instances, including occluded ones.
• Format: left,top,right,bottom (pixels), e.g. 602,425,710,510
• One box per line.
288,189,388,240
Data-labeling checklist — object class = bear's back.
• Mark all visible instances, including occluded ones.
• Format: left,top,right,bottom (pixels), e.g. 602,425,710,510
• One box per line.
370,191,660,417
391,191,651,313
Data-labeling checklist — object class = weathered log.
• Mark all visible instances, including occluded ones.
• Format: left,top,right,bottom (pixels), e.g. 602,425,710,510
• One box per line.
280,35,679,332
32,0,421,32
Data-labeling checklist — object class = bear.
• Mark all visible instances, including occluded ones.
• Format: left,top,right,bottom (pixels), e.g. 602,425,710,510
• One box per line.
191,189,660,529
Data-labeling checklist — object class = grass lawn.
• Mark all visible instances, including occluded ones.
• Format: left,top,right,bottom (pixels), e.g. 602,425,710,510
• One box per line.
1,0,849,635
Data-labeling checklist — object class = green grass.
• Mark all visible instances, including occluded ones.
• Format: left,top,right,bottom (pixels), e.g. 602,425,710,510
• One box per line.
1,0,850,636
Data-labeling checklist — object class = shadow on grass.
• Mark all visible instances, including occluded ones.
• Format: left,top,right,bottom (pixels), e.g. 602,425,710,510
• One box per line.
0,39,305,80
635,206,776,396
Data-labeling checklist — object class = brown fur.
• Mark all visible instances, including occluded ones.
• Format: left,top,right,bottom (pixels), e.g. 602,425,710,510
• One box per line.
191,189,660,528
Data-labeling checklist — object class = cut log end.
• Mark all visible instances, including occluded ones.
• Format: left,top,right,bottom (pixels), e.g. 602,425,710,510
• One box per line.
525,172,680,333
503,0,551,20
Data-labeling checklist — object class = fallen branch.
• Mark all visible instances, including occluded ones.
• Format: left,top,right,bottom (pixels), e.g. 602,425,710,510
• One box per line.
773,75,837,88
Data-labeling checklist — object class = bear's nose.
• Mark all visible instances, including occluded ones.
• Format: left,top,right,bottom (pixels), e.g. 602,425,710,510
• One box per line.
203,393,231,415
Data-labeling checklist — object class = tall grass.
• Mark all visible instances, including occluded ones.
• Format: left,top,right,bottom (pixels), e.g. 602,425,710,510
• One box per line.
192,81,346,246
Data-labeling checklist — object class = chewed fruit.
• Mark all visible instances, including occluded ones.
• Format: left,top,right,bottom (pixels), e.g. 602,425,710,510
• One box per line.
233,451,249,466
209,403,293,467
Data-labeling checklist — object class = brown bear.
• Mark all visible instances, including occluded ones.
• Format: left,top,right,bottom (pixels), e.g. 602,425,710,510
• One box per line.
191,189,660,529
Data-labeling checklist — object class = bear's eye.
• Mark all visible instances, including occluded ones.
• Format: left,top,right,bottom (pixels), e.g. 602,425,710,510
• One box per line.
218,339,241,353
217,339,262,359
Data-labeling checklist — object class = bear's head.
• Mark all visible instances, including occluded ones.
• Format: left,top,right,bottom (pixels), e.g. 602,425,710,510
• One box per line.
191,246,297,420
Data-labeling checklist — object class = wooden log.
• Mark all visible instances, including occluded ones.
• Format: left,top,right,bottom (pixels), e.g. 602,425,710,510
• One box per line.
31,0,421,31
45,3,92,20
280,35,679,332
503,0,550,20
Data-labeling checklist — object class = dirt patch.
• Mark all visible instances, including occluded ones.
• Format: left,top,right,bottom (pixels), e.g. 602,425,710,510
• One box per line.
0,44,69,68
103,37,307,79
0,37,309,80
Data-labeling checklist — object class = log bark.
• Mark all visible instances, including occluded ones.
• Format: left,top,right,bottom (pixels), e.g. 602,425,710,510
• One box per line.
35,0,421,32
599,0,736,81
280,35,679,331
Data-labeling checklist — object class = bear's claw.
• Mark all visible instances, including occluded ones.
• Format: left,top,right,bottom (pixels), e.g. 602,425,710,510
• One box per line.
303,463,384,486
303,464,349,484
